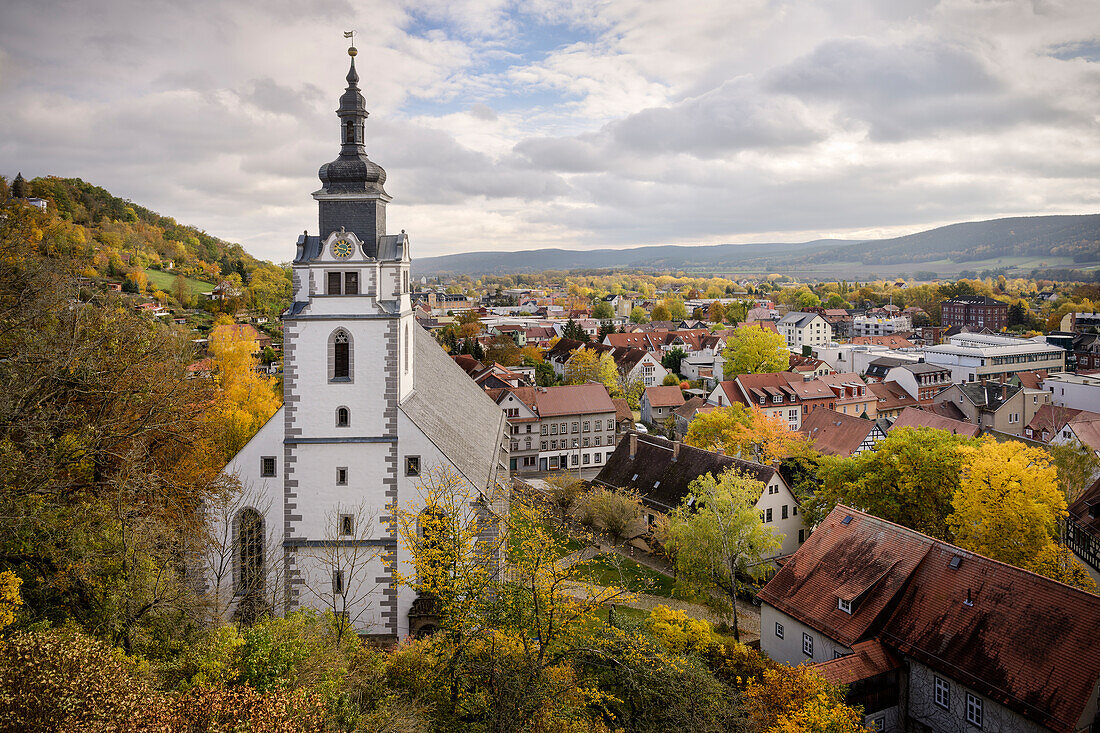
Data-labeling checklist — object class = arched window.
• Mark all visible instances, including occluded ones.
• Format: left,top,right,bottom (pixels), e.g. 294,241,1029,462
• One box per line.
345,119,355,144
336,406,350,427
236,508,265,596
332,330,350,380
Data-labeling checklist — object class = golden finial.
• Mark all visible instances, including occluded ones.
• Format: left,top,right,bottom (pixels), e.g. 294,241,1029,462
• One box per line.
344,30,357,56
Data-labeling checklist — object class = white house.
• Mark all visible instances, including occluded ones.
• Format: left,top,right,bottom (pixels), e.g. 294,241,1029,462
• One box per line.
778,312,833,352
213,51,507,641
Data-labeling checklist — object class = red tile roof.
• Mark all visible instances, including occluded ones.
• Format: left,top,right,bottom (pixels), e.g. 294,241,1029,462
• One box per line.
533,383,615,417
611,397,634,423
888,406,980,437
867,381,917,412
815,639,901,685
644,385,686,409
762,505,1100,733
798,410,880,457
850,334,916,348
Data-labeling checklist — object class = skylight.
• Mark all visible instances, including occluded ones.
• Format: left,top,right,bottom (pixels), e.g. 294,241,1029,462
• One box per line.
949,555,962,569
841,515,853,525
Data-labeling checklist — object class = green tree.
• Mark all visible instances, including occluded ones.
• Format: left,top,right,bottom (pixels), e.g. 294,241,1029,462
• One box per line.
666,468,781,642
561,318,590,343
666,298,688,320
806,427,979,538
662,346,687,376
722,325,789,378
592,299,614,320
662,373,681,386
629,305,649,324
651,303,671,322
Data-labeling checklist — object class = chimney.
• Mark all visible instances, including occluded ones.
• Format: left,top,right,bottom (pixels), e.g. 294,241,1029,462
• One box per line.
672,441,680,461
629,433,637,460
1002,382,1007,401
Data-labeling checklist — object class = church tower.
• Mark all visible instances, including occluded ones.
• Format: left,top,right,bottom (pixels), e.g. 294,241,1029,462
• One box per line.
213,42,507,642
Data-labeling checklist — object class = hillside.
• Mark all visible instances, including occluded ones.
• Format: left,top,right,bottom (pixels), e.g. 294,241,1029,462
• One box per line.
413,214,1100,278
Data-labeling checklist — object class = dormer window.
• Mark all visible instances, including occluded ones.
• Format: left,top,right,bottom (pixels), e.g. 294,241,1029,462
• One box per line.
838,597,852,614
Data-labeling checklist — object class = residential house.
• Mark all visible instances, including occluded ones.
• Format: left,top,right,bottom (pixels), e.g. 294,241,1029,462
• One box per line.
882,362,952,405
1061,311,1100,333
611,397,635,436
852,314,912,337
641,385,685,425
593,433,806,558
865,356,917,383
1067,475,1100,588
923,333,1065,384
778,311,833,353
933,381,1050,437
671,396,716,439
758,505,1100,733
886,406,981,437
866,382,919,420
799,410,885,457
708,372,804,430
489,383,618,473
789,354,833,379
818,373,877,419
940,295,1008,330
207,280,243,301
1023,404,1100,454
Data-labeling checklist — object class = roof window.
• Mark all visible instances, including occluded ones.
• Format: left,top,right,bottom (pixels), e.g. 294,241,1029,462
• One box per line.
949,555,962,569
841,515,853,525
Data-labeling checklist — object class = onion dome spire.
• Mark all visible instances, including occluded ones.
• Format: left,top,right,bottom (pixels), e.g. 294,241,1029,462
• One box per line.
317,44,387,195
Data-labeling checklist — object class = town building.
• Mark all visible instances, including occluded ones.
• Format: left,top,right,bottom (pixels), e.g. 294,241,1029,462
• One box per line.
798,410,885,457
1042,371,1100,413
1023,404,1100,454
933,381,1050,437
923,333,1065,384
708,372,804,430
215,50,508,640
777,311,833,352
886,406,981,437
758,505,1100,733
940,295,1008,331
866,381,920,420
851,314,912,338
593,433,806,558
881,362,952,405
641,385,685,425
817,372,877,419
1067,476,1100,588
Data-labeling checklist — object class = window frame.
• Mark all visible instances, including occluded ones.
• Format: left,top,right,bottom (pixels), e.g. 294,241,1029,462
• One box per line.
775,622,784,639
802,632,813,658
336,467,348,486
934,676,950,710
260,456,277,478
966,693,982,728
336,406,350,427
838,597,852,614
406,455,421,477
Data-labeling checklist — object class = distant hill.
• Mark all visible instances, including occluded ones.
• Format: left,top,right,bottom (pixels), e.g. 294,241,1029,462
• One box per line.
414,214,1100,278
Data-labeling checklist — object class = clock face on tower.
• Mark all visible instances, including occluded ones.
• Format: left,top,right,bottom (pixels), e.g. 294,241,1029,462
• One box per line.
333,238,354,258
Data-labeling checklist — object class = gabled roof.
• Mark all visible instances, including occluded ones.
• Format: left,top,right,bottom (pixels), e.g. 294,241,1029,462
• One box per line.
867,381,917,412
1068,475,1100,538
778,311,822,328
533,383,615,417
889,406,980,436
757,506,932,648
611,397,634,423
672,395,712,420
1024,403,1085,436
644,385,685,409
815,639,902,685
401,327,506,491
546,338,586,360
594,433,778,511
1014,369,1048,389
957,382,1022,411
452,354,485,375
798,409,881,457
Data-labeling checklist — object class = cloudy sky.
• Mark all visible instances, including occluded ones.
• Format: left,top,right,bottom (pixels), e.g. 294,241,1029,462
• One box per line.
1,0,1098,263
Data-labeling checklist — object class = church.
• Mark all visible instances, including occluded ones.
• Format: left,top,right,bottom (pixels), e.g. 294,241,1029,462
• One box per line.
214,44,509,640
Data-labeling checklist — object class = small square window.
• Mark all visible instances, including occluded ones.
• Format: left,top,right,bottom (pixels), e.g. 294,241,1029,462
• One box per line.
870,716,884,732
339,514,354,536
966,693,983,728
775,622,784,639
802,632,813,657
838,597,852,614
336,467,348,486
406,456,420,476
260,456,277,477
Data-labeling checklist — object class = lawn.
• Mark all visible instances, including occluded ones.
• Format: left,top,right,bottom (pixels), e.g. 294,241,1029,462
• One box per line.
577,553,680,598
144,268,216,296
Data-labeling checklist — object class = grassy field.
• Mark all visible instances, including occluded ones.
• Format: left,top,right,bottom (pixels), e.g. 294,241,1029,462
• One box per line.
577,553,679,598
144,268,216,296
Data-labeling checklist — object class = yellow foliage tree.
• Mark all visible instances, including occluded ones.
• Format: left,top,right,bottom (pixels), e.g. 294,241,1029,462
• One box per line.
647,604,711,654
0,571,21,631
685,404,811,463
723,325,789,378
1025,542,1098,593
208,323,282,460
743,665,865,733
948,440,1066,569
564,348,620,395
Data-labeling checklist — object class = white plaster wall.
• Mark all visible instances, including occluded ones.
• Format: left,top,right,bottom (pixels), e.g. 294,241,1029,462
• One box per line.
755,476,805,558
1046,378,1100,413
759,604,851,666
287,443,392,538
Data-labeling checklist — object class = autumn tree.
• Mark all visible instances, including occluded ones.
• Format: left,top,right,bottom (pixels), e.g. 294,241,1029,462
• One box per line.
208,320,282,460
806,427,979,538
484,333,521,366
564,348,619,394
592,299,614,320
723,325,789,378
1047,442,1100,503
666,468,780,642
685,404,810,463
743,664,866,733
651,303,671,322
948,440,1067,568
629,305,649,323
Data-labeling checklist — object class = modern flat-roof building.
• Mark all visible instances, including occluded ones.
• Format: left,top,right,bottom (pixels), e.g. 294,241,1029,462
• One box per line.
923,333,1065,384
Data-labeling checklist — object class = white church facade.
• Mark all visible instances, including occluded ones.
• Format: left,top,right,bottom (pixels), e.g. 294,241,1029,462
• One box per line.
212,45,508,640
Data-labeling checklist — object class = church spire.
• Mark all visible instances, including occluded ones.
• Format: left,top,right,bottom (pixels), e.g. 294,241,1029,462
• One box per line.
315,40,390,255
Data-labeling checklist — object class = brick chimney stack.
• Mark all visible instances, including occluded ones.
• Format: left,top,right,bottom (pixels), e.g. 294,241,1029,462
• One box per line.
672,441,680,461
629,433,637,460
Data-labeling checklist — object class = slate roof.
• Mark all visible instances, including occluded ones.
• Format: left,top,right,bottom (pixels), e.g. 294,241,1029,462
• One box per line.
400,327,506,491
644,385,686,409
593,432,777,512
779,311,821,328
957,382,1022,411
888,406,980,437
761,505,1100,733
799,410,880,457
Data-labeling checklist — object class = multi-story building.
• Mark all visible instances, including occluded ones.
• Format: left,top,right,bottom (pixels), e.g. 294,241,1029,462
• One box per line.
851,314,912,337
759,505,1100,733
778,311,833,352
641,385,685,425
1042,371,1100,412
817,372,878,419
708,372,804,430
940,295,1008,330
923,333,1065,384
489,383,618,473
882,362,952,404
933,381,1051,437
1067,476,1100,588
